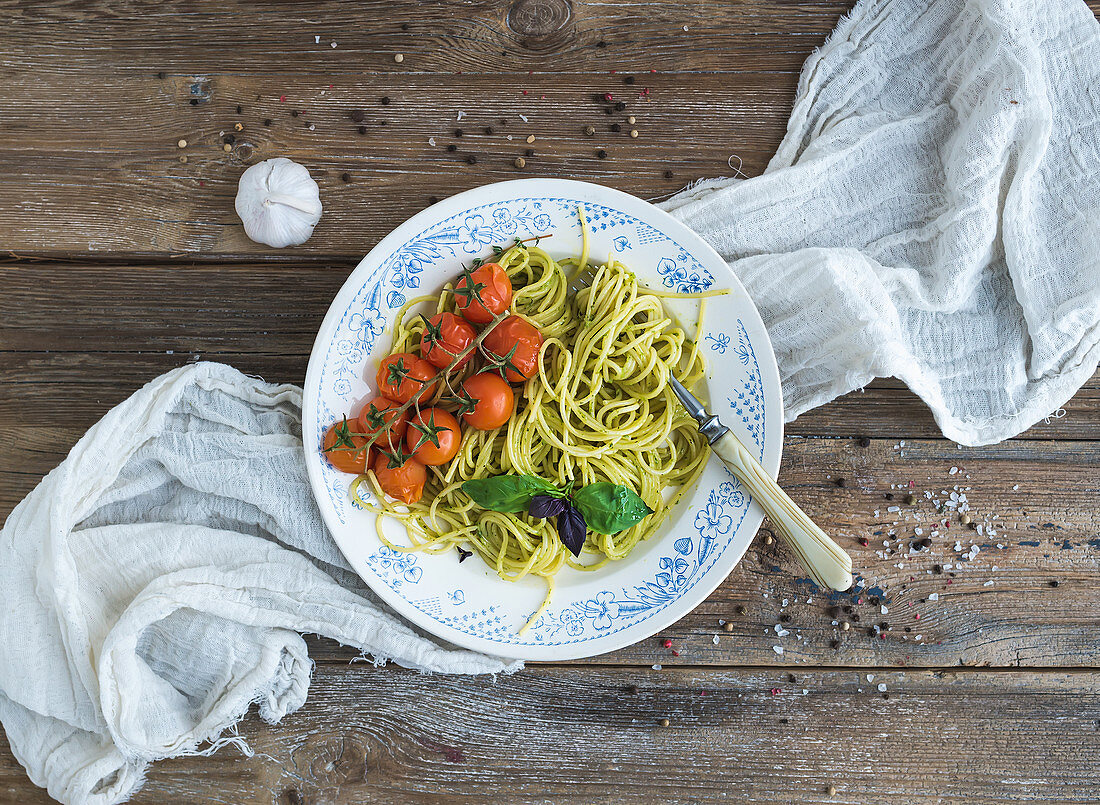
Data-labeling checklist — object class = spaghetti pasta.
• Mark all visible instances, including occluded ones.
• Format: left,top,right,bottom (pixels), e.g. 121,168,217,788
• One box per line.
351,230,711,630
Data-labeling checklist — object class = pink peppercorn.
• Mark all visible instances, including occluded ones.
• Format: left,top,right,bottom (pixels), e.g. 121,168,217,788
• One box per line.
663,639,672,648
604,92,613,101
770,688,781,696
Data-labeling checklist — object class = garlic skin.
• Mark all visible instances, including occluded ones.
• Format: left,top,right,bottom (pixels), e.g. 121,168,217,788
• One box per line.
234,158,322,247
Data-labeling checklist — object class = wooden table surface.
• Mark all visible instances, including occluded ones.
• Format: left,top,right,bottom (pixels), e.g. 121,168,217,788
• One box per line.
3,1,1100,802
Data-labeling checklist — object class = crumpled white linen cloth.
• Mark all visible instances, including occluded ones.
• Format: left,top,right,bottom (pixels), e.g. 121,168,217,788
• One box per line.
661,0,1100,445
0,362,519,805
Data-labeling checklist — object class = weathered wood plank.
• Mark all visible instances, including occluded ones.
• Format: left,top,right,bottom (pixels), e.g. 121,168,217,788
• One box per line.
3,665,1099,804
0,71,796,257
2,262,1098,440
3,409,1098,667
3,0,849,76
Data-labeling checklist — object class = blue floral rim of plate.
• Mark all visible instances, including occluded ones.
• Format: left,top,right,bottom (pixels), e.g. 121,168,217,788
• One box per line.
312,193,769,648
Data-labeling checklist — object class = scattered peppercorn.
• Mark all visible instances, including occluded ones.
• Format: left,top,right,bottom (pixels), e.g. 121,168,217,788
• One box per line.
350,109,365,122
885,493,894,500
401,22,409,30
723,622,734,632
264,118,273,126
291,110,299,117
624,76,635,85
830,639,840,649
447,144,457,152
223,134,236,145
779,614,790,624
189,98,198,106
597,149,608,159
960,514,972,525
584,125,596,136
381,96,391,105
615,101,626,111
933,564,943,574
851,614,861,622
454,128,463,137
735,604,747,615
1049,580,1059,587
835,477,847,488
858,436,872,447
526,134,536,144
610,123,621,132
394,53,404,63
659,717,670,727
156,71,166,79
466,155,478,164
597,40,608,48
525,148,535,157
358,125,367,134
627,684,639,695
514,157,526,169
341,172,351,182
629,128,639,138
664,169,674,178
905,494,917,504
485,126,494,135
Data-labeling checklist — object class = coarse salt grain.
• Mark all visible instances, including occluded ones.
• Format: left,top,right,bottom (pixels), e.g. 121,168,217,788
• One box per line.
772,645,784,655
712,634,720,644
928,593,939,601
877,683,888,692
984,580,994,587
652,664,662,670
866,674,875,682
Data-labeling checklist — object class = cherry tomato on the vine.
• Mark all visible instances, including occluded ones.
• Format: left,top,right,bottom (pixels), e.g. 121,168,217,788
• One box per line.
372,449,428,504
454,262,512,324
420,312,477,370
482,315,545,382
455,372,515,431
376,353,438,405
356,396,407,451
405,407,462,466
322,417,373,474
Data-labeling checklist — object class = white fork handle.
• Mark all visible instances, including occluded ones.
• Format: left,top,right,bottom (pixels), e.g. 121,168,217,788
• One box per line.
710,431,853,591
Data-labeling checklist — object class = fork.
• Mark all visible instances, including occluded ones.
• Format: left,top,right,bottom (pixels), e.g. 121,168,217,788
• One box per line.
568,265,853,591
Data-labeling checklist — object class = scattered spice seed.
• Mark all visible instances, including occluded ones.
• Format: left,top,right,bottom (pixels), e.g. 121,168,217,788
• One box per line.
514,157,526,169
394,53,404,63
664,169,674,178
485,126,494,135
830,639,840,648
858,436,871,447
1049,580,1059,587
905,494,917,504
624,76,635,85
223,134,236,145
525,148,535,157
358,125,367,134
596,148,608,159
526,134,536,144
615,101,627,111
629,129,639,138
177,139,187,148
723,621,734,632
454,128,463,137
764,534,773,546
447,144,457,152
628,115,636,124
223,143,232,152
659,718,670,727
350,109,365,122
381,96,391,105
627,684,639,695
662,639,672,648
827,786,837,797
341,172,351,182
885,493,894,500
584,125,596,136
234,122,244,131
189,99,198,106
466,155,478,164
610,123,621,132
264,118,273,126
603,92,614,102
178,155,188,163
841,621,850,631
835,477,847,488
235,104,243,114
735,605,746,615
156,71,166,79
959,514,972,525
596,40,608,48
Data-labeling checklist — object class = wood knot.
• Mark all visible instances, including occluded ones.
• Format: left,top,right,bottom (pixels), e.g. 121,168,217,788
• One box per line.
506,0,573,51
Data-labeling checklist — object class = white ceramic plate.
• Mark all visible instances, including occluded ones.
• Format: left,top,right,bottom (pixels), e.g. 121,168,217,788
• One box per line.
303,178,782,660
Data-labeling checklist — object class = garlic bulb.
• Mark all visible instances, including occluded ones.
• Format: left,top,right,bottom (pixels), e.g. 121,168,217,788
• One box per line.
234,158,322,247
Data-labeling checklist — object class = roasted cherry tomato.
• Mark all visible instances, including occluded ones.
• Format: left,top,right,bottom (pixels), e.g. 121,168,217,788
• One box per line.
405,407,462,466
482,315,545,382
376,353,438,405
356,396,408,451
372,449,428,504
322,417,373,474
420,312,477,370
454,262,512,324
457,372,514,430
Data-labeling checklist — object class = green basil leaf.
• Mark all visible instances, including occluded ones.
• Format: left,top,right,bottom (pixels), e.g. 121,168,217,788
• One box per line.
462,475,560,513
572,482,653,534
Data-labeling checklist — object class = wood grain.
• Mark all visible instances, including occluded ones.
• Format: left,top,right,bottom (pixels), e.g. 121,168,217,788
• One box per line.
3,664,1099,804
3,261,1098,440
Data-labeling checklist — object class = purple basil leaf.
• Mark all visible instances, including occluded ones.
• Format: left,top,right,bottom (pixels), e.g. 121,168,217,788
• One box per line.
556,504,587,557
528,494,567,520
